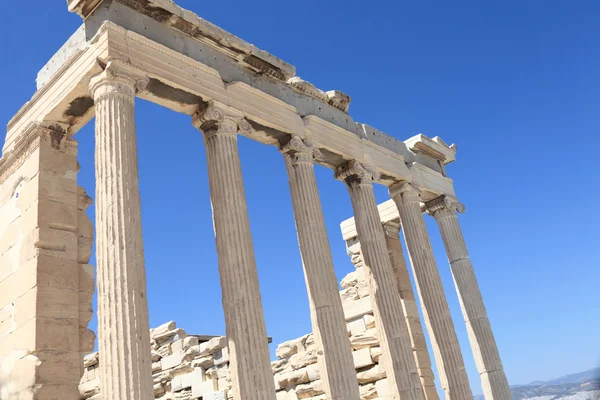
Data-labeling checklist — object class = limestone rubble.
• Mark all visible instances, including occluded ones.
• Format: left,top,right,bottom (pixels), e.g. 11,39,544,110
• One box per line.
79,266,403,400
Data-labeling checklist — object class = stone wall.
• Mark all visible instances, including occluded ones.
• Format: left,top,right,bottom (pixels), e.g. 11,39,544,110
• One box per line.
80,321,231,400
78,257,407,400
0,125,95,400
271,250,391,400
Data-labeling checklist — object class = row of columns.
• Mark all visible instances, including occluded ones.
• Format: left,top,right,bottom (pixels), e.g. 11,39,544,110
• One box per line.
89,62,509,400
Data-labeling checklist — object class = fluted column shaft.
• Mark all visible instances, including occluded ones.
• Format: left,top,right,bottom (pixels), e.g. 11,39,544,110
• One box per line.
383,223,439,400
390,183,473,400
90,62,154,400
193,102,276,400
336,161,423,400
428,197,511,400
283,138,360,400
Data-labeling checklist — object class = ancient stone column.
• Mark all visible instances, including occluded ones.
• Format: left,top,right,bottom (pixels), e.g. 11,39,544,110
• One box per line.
282,137,360,400
89,61,154,400
390,182,473,400
427,196,511,400
336,161,423,400
383,222,439,400
193,101,276,400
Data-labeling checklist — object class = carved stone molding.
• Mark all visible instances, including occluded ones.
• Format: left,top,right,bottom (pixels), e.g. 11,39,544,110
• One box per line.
426,195,466,218
287,77,329,103
0,122,75,185
192,101,252,138
280,136,323,164
89,60,150,100
334,160,380,186
326,90,351,113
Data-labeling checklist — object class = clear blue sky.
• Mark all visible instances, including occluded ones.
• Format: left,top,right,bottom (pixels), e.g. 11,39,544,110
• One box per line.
1,0,599,394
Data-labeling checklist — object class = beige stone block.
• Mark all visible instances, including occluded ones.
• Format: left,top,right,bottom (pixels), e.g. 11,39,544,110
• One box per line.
20,199,78,234
191,356,214,370
35,350,80,385
18,230,77,266
203,391,227,400
79,378,101,398
359,382,378,399
38,150,78,180
348,317,367,336
21,254,79,292
295,379,324,399
350,328,379,350
0,304,13,337
357,281,370,299
369,347,382,363
340,272,358,289
306,363,319,381
12,287,78,329
151,321,177,338
375,378,392,398
277,368,310,389
161,352,185,370
214,347,229,366
36,286,79,320
0,271,26,309
17,173,77,211
364,314,376,329
343,297,373,321
83,353,99,369
198,336,227,356
0,221,20,257
34,384,83,400
352,347,374,369
191,377,217,398
289,350,317,370
340,286,359,302
154,328,188,345
357,365,386,384
0,251,17,284
171,368,203,391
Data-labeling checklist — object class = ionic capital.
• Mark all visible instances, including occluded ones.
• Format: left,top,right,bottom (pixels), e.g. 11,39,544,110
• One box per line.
192,101,252,138
280,136,323,164
382,221,401,239
389,181,421,202
334,160,379,186
89,61,149,100
426,196,465,219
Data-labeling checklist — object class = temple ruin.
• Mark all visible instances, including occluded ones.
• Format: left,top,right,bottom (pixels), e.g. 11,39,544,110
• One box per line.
0,1,510,399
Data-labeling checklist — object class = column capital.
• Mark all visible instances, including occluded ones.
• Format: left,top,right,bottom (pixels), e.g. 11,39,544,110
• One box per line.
89,60,149,99
334,160,379,186
280,136,323,164
389,181,422,202
382,221,401,239
192,100,252,138
426,196,466,219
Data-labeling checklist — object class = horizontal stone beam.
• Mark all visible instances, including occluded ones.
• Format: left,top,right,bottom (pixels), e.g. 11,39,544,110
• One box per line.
5,12,455,199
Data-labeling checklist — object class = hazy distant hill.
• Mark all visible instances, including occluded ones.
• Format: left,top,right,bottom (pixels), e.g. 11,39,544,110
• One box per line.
474,368,600,400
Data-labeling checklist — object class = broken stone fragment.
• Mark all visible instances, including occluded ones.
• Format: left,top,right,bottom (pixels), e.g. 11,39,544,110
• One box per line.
326,90,352,113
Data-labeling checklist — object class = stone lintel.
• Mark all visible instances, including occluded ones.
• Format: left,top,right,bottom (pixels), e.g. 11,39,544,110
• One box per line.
6,15,455,199
404,134,457,165
66,0,296,82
